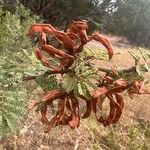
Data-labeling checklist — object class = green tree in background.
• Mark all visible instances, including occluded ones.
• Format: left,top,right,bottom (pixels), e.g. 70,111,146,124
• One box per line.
107,0,150,47
2,0,150,47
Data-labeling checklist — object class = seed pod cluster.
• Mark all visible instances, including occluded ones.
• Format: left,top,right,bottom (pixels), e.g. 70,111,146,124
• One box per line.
28,20,113,72
28,20,150,132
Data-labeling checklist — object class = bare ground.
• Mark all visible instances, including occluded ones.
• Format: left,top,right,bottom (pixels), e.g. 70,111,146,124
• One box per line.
1,35,150,150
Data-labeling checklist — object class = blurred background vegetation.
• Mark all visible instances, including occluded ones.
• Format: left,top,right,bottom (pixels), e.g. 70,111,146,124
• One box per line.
1,0,150,47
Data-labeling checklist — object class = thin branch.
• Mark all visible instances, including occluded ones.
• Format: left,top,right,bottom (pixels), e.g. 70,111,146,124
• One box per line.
22,69,71,81
98,66,136,73
22,66,136,81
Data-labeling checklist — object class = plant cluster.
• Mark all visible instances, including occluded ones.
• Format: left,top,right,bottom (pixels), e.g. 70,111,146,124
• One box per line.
27,20,150,133
0,5,39,137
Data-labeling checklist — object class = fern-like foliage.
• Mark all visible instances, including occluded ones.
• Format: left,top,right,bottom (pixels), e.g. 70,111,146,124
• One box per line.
0,5,40,137
35,74,61,92
0,90,25,136
82,47,109,61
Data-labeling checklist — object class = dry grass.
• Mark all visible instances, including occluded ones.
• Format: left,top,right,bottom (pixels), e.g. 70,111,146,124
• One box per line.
1,35,150,150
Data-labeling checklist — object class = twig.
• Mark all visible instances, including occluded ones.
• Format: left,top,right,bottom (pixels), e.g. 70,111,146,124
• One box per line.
138,48,148,63
22,69,71,81
22,66,136,81
98,66,136,73
128,51,139,65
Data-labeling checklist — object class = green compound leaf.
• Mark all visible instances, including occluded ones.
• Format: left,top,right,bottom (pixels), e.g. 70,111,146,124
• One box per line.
65,78,75,93
136,64,150,76
62,70,96,99
62,62,98,98
0,91,25,137
83,47,109,61
77,82,91,99
62,74,77,93
35,74,59,92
